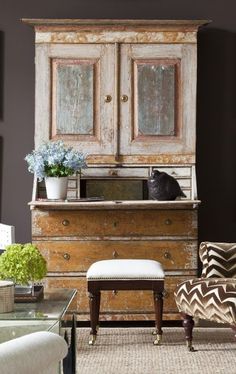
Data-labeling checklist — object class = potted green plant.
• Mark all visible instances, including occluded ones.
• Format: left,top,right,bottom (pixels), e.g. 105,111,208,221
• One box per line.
25,140,87,200
0,243,47,300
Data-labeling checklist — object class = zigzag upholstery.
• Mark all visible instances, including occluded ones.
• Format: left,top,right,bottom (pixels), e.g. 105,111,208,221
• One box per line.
199,242,236,278
175,278,236,325
174,242,236,350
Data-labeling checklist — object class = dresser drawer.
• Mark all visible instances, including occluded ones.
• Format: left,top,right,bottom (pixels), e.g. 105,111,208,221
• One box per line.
44,275,193,317
36,240,198,272
32,209,197,237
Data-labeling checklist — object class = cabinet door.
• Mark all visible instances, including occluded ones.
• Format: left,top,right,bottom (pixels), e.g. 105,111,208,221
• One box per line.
35,44,116,155
119,44,197,157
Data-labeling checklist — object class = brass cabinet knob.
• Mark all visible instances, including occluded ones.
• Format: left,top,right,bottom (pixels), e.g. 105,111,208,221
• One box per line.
165,218,172,225
112,290,118,295
104,95,112,103
63,253,70,261
62,219,70,226
164,251,171,259
121,95,128,102
113,250,118,258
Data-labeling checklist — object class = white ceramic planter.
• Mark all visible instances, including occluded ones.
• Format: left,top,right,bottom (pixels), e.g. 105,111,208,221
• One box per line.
45,177,68,200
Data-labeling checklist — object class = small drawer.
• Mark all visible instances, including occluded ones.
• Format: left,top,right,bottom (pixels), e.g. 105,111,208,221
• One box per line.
153,167,191,178
82,167,149,178
178,179,191,188
181,189,191,199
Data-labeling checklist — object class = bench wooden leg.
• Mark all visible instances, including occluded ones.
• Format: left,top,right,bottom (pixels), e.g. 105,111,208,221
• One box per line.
94,291,101,331
88,291,100,345
153,291,163,345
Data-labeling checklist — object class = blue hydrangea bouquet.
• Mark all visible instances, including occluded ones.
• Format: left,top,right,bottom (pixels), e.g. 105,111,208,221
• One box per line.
25,140,87,181
25,141,87,199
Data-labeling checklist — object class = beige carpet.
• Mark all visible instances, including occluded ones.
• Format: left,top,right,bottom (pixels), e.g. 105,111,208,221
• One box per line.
76,327,236,374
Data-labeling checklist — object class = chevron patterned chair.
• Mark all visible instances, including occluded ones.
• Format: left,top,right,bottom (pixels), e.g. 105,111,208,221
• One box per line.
174,241,236,351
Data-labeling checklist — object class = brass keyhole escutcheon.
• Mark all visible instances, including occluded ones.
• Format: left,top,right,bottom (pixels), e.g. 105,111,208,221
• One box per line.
63,253,70,261
113,250,118,258
104,95,112,103
121,95,128,102
62,219,70,226
165,218,172,225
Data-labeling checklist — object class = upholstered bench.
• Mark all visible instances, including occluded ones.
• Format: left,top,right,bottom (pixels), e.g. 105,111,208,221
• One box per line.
87,259,165,345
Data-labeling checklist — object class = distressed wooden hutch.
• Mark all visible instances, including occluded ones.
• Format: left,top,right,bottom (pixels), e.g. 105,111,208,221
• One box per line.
23,19,207,321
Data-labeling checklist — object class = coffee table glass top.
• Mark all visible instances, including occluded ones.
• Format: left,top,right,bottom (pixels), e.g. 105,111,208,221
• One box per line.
0,288,77,321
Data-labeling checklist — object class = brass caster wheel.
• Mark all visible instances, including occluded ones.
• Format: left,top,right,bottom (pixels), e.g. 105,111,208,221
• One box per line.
89,334,96,345
152,330,157,335
153,334,162,345
187,340,196,352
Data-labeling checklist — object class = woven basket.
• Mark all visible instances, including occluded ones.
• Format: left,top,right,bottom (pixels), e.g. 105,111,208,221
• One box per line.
0,280,14,313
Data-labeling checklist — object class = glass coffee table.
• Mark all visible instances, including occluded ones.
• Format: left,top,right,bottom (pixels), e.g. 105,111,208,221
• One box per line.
0,288,77,374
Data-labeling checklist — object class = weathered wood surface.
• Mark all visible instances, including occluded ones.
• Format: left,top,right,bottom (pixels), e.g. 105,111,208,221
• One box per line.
32,209,198,237
120,44,197,156
34,31,198,45
43,275,190,320
34,240,198,272
23,19,210,45
33,21,198,162
29,200,200,210
22,19,209,27
35,43,116,155
27,19,204,320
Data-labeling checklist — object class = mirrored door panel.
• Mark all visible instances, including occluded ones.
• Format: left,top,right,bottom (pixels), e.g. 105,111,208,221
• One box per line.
120,44,197,157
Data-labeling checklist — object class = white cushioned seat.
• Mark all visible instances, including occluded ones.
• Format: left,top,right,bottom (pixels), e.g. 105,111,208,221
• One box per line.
87,259,165,280
0,331,68,374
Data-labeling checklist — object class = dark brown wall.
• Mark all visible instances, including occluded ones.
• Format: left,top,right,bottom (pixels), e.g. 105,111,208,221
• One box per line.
0,0,236,243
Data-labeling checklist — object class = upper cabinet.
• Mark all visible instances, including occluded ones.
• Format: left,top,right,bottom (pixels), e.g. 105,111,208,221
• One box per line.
23,19,208,165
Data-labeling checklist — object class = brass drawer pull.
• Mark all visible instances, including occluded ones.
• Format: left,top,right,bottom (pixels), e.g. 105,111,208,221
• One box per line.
63,253,70,261
110,170,118,176
165,218,172,225
164,251,171,259
113,250,118,258
104,95,112,103
112,290,118,295
163,290,169,298
62,219,70,226
121,94,128,102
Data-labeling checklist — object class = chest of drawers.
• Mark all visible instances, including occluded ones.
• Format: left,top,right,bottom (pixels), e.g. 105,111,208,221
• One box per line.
31,200,199,321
